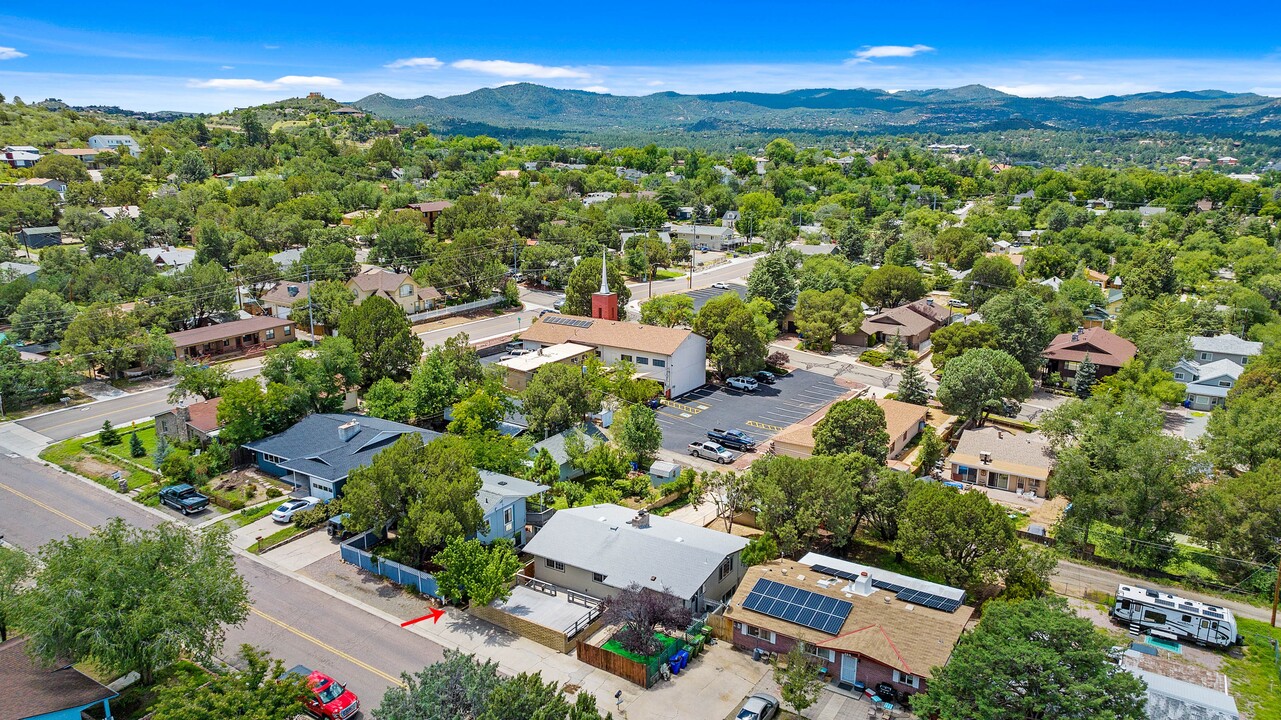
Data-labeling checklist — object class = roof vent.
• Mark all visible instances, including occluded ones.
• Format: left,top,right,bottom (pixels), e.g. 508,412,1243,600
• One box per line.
847,571,874,597
497,480,508,486
287,285,299,297
629,509,650,529
979,451,991,464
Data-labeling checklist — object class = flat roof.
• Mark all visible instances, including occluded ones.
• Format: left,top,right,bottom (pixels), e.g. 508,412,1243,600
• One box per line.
498,342,594,372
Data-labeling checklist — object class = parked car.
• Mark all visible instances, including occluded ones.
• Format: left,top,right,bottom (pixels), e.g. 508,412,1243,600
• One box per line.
708,428,757,451
288,665,359,720
711,281,730,289
552,298,565,311
753,370,777,385
689,441,735,464
326,513,354,539
272,496,322,523
158,484,209,515
947,299,969,307
502,348,533,360
726,376,759,392
737,694,779,720
696,244,711,251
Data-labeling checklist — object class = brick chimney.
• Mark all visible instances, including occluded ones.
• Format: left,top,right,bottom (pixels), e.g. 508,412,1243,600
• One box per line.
338,420,360,442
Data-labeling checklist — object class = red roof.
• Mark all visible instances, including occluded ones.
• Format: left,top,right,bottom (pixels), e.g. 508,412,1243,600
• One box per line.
1042,327,1136,368
184,397,223,433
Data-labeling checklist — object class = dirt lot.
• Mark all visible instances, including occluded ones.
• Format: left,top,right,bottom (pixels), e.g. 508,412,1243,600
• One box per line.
74,455,125,479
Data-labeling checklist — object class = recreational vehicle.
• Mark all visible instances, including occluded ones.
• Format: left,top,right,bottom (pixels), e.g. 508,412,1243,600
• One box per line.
1110,584,1242,649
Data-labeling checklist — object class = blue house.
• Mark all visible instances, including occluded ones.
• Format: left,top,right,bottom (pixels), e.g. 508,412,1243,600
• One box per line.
1,636,117,720
244,413,440,501
477,471,548,547
527,425,607,482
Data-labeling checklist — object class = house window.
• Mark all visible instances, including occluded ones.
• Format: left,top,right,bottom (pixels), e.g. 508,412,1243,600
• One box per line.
741,625,775,643
260,452,284,465
636,357,649,365
1200,352,1211,361
313,481,332,495
652,358,666,368
400,284,412,297
893,671,920,688
503,506,514,532
284,326,291,335
544,559,565,572
592,572,607,583
1174,372,1184,380
620,354,633,362
223,339,231,346
1219,381,1232,387
718,556,734,581
266,329,275,339
1064,361,1080,371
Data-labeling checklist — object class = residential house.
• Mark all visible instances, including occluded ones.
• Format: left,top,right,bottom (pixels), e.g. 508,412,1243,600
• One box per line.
1118,649,1239,720
14,178,66,199
54,147,102,167
524,504,750,611
1217,156,1239,166
0,261,39,282
726,554,971,700
271,248,303,268
722,210,740,230
476,471,549,547
87,134,141,156
1188,333,1262,367
526,424,608,482
330,106,365,117
405,200,452,232
3,145,39,155
167,316,295,360
772,393,925,462
0,636,118,720
517,314,707,397
615,167,645,182
346,267,443,315
154,397,223,445
498,342,594,391
139,245,196,271
245,413,440,500
1083,268,1109,287
1173,359,1243,411
256,281,309,321
98,205,140,220
665,223,739,251
1042,326,1136,382
948,425,1053,497
985,251,1026,274
1,148,39,168
581,191,616,206
16,226,61,250
848,298,951,350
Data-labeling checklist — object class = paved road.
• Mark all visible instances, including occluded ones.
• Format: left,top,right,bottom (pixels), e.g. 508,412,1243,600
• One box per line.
0,454,444,703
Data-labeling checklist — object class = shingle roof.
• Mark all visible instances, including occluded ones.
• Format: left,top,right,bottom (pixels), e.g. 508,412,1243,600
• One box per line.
0,637,117,720
184,397,222,433
1042,327,1136,368
860,299,949,338
725,558,972,678
522,503,748,599
260,282,310,307
1190,334,1262,358
528,424,606,466
407,200,452,213
347,267,442,302
519,314,700,356
950,426,1053,481
477,471,548,509
244,413,440,482
878,397,927,442
166,316,295,348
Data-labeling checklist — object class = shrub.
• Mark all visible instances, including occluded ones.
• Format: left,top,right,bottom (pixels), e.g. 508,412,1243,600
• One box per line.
244,484,258,498
860,350,887,367
266,487,283,498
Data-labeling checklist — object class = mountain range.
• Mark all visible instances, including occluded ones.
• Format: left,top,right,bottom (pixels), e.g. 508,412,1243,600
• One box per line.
353,84,1281,142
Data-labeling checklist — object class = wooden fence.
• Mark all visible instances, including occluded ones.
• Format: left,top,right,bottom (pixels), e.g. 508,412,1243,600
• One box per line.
576,642,651,688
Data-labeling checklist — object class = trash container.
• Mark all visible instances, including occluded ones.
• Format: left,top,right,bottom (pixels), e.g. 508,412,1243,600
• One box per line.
753,648,763,661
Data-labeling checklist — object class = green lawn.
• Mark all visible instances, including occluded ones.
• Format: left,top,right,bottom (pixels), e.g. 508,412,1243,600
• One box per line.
1225,618,1281,720
40,433,157,491
251,523,309,553
235,501,279,527
98,423,161,468
654,269,685,280
603,631,682,666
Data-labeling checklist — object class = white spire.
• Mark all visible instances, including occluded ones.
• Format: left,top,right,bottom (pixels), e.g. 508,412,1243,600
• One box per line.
599,247,610,295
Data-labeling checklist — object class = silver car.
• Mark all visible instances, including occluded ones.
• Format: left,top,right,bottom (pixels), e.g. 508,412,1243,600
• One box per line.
737,694,778,720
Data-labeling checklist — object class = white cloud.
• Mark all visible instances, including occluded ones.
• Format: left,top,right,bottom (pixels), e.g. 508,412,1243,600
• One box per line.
263,44,280,50
849,44,935,63
189,75,341,90
581,85,610,94
220,65,234,70
0,47,27,60
646,80,665,87
385,57,443,70
452,59,591,80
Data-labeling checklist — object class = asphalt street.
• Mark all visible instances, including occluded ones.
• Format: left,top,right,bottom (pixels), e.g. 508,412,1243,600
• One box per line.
0,453,444,704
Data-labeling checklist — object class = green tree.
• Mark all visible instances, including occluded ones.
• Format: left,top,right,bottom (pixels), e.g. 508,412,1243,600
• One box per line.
98,419,120,447
639,294,694,327
1124,243,1177,301
168,362,232,403
1093,359,1186,405
339,295,422,386
979,287,1055,375
15,519,249,684
0,545,33,642
523,363,601,437
61,302,145,380
174,150,211,185
928,322,999,374
861,265,926,307
916,426,945,472
32,153,91,183
792,288,857,353
448,384,512,436
1192,460,1281,582
764,138,797,165
937,348,1032,426
614,404,662,468
364,377,412,423
301,279,356,331
896,363,931,405
751,453,878,554
772,645,823,714
129,431,146,458
745,249,800,324
529,447,560,484
432,537,522,607
215,378,309,447
149,646,306,720
912,598,1146,720
371,213,428,272
10,288,76,344
262,337,362,413
740,533,779,567
602,583,693,656
563,255,630,319
240,109,267,146
812,398,889,463
1073,354,1098,398
693,293,775,378
885,331,909,365
896,482,1031,590
962,256,1019,307
737,191,784,239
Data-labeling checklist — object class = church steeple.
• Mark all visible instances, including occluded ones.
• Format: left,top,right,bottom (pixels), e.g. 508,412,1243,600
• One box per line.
590,248,619,321
599,247,610,295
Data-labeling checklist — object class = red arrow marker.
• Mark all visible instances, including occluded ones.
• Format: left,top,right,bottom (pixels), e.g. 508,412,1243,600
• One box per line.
401,607,445,627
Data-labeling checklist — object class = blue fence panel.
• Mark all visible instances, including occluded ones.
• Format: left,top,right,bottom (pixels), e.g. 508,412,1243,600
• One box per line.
341,533,441,599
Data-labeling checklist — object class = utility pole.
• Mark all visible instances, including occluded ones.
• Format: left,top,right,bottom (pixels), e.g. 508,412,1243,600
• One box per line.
306,264,316,346
1272,551,1281,627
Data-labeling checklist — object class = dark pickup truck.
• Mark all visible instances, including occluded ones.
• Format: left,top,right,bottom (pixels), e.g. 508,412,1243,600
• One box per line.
158,484,209,515
707,428,757,451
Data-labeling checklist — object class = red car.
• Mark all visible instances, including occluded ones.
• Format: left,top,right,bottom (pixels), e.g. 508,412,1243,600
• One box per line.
289,665,360,719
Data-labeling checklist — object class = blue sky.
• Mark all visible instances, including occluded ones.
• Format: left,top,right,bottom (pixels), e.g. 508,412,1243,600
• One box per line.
2,2,1280,112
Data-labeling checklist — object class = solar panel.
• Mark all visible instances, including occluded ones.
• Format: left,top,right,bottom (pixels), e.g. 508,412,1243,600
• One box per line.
741,578,853,635
542,315,594,328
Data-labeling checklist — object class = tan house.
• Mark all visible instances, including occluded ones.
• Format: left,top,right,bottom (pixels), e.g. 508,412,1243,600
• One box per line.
498,343,594,390
772,393,926,462
846,298,951,350
406,200,452,233
154,397,222,445
346,267,443,315
948,425,1052,497
167,316,295,360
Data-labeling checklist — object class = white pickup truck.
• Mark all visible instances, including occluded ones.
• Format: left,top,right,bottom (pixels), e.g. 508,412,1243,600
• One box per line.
688,441,735,464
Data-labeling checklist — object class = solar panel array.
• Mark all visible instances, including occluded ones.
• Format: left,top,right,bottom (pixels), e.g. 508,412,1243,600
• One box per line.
810,564,965,614
742,579,852,635
542,315,593,328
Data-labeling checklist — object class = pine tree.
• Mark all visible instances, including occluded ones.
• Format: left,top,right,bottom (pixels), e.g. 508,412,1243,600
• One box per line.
886,332,910,366
152,433,172,467
129,431,146,458
1073,353,1098,399
897,363,932,405
98,420,120,447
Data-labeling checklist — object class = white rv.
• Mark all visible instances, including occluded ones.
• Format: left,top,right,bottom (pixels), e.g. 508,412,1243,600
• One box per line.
1110,584,1241,649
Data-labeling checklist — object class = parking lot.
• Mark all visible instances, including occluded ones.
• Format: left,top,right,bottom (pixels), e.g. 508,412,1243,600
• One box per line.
683,283,747,311
655,369,850,460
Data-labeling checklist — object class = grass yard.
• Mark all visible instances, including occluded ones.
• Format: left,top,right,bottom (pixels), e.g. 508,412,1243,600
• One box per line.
98,422,161,468
235,501,279,527
40,433,157,492
654,269,685,280
251,523,310,553
1225,618,1281,720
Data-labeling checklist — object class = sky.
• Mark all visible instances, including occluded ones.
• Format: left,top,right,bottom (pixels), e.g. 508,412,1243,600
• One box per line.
2,1,1281,112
